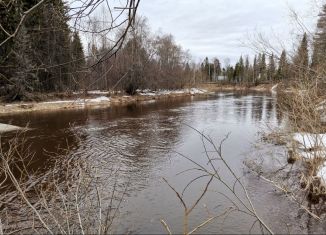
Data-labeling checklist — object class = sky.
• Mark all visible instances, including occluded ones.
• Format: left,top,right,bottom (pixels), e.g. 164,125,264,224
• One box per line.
138,0,322,65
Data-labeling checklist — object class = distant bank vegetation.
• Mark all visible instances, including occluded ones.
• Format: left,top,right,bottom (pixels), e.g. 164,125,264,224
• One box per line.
1,1,326,101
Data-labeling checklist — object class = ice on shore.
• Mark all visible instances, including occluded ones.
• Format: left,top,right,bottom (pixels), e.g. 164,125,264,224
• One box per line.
0,123,22,133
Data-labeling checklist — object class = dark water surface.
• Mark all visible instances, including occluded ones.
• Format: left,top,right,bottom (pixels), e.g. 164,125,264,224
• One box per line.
1,92,315,234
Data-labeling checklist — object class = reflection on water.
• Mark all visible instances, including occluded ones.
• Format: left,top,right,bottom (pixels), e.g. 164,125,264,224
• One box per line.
0,92,292,234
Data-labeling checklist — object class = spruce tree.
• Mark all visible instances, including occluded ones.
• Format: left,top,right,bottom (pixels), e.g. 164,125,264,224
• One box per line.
71,32,85,90
259,53,267,81
238,56,244,83
293,33,309,75
313,4,326,66
253,55,258,83
277,50,288,80
267,53,276,81
244,56,250,82
0,1,24,95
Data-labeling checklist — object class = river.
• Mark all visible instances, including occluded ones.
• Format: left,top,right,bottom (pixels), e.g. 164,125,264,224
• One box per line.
1,91,321,234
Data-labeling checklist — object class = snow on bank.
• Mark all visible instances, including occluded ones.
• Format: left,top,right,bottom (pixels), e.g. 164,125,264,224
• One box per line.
43,96,110,105
318,167,326,181
293,133,326,150
293,132,326,181
73,90,110,95
138,88,208,96
317,100,326,123
271,84,279,94
84,96,110,103
0,123,22,133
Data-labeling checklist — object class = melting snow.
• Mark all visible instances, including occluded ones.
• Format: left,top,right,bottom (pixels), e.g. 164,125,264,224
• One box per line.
85,96,110,103
138,88,208,96
318,165,326,181
43,96,110,105
0,123,22,133
293,133,326,150
293,133,326,181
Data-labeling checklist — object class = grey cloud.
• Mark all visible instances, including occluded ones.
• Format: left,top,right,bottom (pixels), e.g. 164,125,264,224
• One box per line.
139,0,316,64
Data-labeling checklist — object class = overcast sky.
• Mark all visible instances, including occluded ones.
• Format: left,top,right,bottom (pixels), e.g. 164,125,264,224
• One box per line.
138,0,321,64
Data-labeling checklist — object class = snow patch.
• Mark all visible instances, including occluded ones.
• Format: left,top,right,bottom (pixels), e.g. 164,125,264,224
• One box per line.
73,90,110,95
293,133,326,181
293,133,326,150
85,96,110,103
0,123,22,133
87,90,110,95
138,88,208,96
43,100,76,105
271,84,278,94
43,96,110,105
318,165,326,181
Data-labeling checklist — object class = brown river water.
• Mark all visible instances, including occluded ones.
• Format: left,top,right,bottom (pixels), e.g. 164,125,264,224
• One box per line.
1,92,325,234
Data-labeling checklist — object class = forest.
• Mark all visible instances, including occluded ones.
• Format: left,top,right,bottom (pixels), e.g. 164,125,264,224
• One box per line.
1,1,325,101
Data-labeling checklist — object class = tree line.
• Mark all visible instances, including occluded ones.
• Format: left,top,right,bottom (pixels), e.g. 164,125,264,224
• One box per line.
201,4,326,87
1,1,326,100
0,0,193,100
85,17,193,95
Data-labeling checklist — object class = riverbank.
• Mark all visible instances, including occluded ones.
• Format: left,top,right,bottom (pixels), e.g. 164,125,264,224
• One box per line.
0,88,209,116
0,84,278,116
197,82,278,92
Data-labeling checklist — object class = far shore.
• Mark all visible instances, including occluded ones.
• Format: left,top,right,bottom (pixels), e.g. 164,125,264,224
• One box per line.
0,83,278,116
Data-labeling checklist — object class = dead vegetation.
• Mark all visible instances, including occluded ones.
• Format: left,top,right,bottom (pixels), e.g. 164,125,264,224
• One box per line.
0,131,127,234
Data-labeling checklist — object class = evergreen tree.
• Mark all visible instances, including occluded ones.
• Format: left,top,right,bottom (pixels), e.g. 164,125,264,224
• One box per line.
293,33,309,76
267,53,276,81
253,55,258,83
0,1,24,96
213,58,221,78
0,0,76,97
260,53,267,81
277,50,288,80
202,57,214,81
312,4,326,66
71,32,85,90
244,55,250,82
238,56,244,83
226,66,234,82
